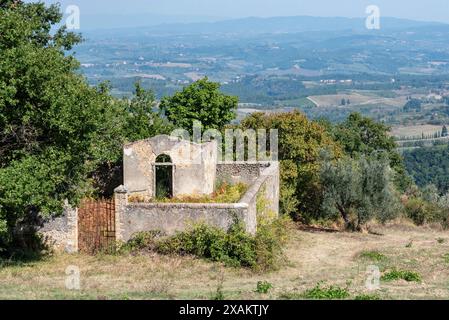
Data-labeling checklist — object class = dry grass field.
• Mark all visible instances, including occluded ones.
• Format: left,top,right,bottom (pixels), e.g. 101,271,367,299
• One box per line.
307,92,407,108
1,222,449,300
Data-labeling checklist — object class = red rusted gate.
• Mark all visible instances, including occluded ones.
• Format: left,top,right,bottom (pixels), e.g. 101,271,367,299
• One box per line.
78,198,116,254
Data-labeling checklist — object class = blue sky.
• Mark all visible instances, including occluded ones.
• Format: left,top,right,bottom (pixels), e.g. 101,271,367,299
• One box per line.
35,0,449,28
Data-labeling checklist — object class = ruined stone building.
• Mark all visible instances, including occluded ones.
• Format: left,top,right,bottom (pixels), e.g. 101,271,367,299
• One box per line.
40,135,280,252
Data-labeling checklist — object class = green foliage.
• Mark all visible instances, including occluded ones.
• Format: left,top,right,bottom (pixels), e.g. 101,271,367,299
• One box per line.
330,113,412,192
254,217,292,271
320,155,399,230
381,269,422,283
358,250,387,262
404,188,449,228
256,186,277,225
404,197,432,226
0,2,124,250
122,82,173,142
403,99,422,112
160,77,238,133
146,182,248,204
117,231,163,254
300,282,350,300
130,218,291,272
255,281,273,294
240,111,342,220
0,2,171,252
403,145,449,194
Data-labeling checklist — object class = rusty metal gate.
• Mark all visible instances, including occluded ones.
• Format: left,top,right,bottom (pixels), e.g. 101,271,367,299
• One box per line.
78,198,116,254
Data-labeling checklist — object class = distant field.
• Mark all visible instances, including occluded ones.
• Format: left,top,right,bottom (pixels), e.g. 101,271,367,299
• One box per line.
308,92,407,108
278,97,317,108
391,125,444,138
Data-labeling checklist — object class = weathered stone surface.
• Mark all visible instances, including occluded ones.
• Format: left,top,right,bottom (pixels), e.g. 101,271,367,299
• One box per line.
123,135,217,199
115,161,280,241
38,202,78,253
120,203,248,240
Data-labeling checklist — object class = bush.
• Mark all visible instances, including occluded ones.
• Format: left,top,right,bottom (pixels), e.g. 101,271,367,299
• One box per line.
404,198,431,226
358,250,387,262
137,217,292,272
381,269,422,283
404,196,449,228
256,281,273,294
117,230,164,253
301,283,350,300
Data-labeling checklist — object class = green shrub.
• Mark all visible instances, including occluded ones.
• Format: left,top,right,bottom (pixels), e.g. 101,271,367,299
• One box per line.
404,196,449,228
381,269,422,283
404,198,432,225
157,222,256,268
153,217,292,271
300,282,350,300
117,230,163,253
256,281,273,294
358,250,387,262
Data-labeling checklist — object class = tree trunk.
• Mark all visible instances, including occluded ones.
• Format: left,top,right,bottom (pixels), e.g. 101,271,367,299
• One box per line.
337,205,352,230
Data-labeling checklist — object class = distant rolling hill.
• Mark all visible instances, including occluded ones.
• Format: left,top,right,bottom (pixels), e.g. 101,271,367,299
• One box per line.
84,15,448,38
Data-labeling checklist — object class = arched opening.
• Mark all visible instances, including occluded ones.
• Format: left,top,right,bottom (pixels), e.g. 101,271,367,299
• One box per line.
154,154,173,199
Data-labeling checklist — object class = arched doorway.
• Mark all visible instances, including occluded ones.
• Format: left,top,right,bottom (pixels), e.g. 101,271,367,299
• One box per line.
154,154,173,199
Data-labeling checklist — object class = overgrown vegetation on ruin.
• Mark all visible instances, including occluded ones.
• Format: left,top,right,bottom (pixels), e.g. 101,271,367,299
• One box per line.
128,182,248,204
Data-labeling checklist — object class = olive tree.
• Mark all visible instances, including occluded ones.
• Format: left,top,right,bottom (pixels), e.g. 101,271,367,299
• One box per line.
320,154,398,230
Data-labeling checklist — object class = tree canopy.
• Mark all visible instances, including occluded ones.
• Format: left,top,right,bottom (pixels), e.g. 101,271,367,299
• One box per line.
240,111,342,220
0,2,168,251
160,77,238,133
330,113,412,191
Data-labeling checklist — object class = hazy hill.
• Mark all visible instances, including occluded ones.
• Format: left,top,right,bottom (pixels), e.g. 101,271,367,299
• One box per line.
84,15,447,38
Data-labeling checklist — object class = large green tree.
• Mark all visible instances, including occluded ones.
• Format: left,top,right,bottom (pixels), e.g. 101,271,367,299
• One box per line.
160,77,238,133
240,111,342,220
320,154,398,230
0,1,159,251
331,113,412,191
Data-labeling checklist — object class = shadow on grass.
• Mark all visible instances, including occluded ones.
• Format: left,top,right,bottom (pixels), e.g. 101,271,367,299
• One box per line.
0,233,51,268
296,224,341,234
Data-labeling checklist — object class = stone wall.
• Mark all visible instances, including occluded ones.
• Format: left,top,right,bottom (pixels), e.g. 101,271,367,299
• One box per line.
119,202,249,241
37,162,280,251
38,203,78,253
216,162,267,185
115,161,279,241
123,135,217,200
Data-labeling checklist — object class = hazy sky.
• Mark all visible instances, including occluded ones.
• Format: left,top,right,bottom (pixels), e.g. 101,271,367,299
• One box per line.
37,0,449,24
